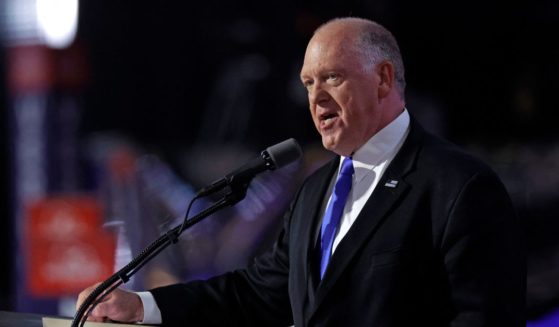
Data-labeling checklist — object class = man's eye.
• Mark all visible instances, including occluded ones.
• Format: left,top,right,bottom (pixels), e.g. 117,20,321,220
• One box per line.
303,80,313,89
328,74,339,81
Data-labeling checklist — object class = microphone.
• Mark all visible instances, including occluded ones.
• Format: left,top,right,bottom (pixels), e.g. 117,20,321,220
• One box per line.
197,138,302,197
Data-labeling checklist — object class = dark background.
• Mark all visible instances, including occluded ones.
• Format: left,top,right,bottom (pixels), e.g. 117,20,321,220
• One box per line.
77,0,559,146
2,0,559,320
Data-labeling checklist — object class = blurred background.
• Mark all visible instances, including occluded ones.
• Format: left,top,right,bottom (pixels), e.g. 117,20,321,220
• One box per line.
1,0,558,325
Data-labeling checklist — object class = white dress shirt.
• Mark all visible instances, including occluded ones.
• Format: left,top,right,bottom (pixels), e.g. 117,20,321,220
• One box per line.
323,109,410,254
138,109,410,324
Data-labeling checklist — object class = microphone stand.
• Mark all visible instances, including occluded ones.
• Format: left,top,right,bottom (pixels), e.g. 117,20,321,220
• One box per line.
72,186,249,327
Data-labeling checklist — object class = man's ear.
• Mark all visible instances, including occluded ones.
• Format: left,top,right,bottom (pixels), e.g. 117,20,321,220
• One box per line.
377,61,395,99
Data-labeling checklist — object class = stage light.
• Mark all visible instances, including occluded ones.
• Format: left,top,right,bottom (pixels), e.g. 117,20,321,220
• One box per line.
36,0,79,49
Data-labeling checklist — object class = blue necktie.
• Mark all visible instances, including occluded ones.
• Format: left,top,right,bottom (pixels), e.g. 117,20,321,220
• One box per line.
320,157,354,279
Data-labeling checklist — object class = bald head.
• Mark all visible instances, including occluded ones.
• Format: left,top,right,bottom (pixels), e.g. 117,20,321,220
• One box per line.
312,18,406,98
300,17,407,155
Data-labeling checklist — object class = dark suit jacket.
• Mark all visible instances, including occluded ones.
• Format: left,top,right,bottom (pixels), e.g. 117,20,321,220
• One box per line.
151,119,525,326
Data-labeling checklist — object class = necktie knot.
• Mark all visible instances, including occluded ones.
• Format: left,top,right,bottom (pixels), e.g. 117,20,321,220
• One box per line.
339,157,354,176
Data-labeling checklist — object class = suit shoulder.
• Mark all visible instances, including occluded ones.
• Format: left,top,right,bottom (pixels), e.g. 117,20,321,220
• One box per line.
418,132,498,180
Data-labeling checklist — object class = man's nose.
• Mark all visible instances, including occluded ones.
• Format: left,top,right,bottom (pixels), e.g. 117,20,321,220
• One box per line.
308,82,329,106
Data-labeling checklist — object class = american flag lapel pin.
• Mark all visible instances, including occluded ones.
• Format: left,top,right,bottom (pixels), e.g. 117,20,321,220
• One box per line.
384,179,399,188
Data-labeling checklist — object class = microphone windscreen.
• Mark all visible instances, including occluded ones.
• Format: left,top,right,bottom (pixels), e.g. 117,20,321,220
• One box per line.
266,138,303,169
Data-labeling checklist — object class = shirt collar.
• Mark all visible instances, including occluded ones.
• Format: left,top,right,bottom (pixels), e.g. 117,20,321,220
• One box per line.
340,109,410,183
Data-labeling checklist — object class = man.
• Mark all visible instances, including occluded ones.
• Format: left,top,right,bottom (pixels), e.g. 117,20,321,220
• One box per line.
77,17,525,326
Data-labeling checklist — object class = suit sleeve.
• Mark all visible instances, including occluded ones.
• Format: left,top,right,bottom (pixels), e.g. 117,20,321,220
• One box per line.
148,188,303,327
441,169,526,327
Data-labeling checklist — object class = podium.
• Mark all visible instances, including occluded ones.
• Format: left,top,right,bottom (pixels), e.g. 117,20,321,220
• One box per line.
0,311,148,327
0,311,43,327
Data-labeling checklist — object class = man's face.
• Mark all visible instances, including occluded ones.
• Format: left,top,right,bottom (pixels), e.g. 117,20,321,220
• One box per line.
300,31,383,156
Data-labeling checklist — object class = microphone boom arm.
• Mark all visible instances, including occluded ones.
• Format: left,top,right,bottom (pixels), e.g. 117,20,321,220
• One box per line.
72,192,245,327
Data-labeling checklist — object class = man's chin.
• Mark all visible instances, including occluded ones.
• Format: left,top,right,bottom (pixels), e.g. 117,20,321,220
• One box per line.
321,136,336,152
321,137,347,156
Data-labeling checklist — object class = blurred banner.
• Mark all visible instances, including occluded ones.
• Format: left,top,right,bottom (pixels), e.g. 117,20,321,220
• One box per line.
7,40,88,313
25,196,115,297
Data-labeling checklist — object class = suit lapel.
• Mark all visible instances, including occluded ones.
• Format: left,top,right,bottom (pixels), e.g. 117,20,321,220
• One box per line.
292,157,339,314
311,119,425,312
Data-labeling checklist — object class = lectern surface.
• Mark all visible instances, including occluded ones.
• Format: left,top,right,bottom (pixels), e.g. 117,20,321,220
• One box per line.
0,311,43,327
0,311,149,327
